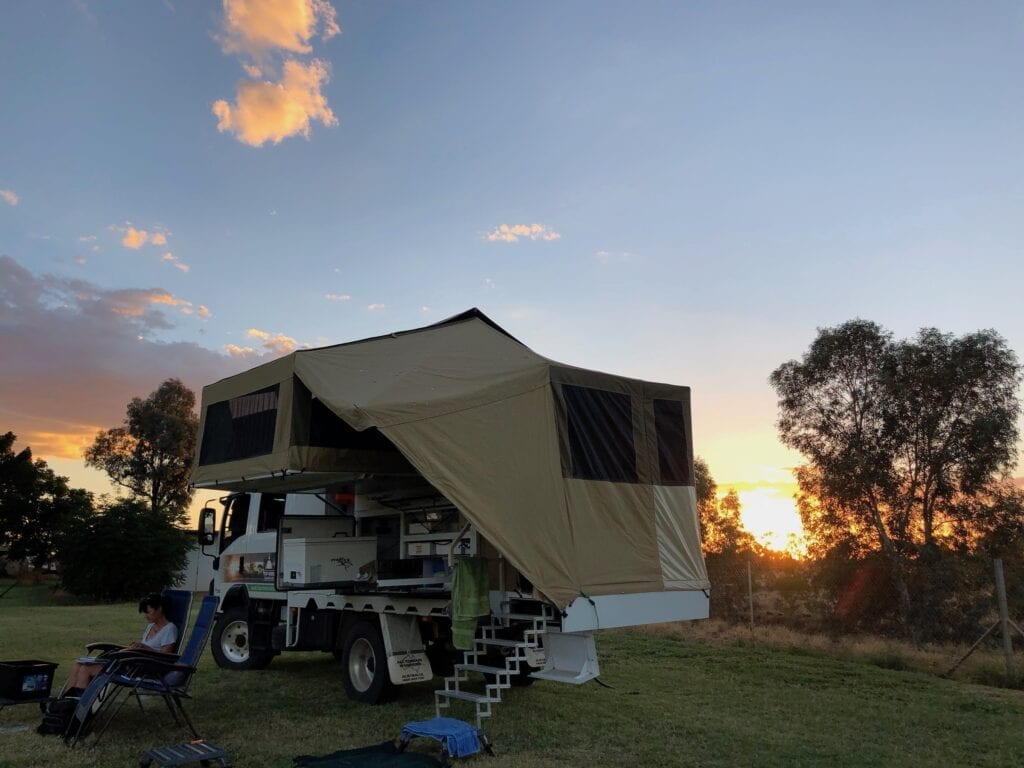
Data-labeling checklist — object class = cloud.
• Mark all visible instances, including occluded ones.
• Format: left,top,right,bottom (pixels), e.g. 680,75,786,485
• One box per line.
197,305,211,318
74,256,87,266
213,59,337,147
367,303,384,311
0,255,239,460
220,0,340,57
121,226,149,249
485,223,561,243
150,233,168,246
174,262,190,273
0,189,18,206
224,343,257,358
246,327,301,354
78,235,97,242
324,293,350,301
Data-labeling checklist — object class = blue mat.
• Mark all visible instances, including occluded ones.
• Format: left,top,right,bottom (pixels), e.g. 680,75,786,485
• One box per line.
400,717,481,759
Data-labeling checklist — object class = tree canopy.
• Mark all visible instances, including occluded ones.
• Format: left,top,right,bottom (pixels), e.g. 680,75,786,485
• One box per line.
770,320,1021,635
0,432,93,568
85,378,198,520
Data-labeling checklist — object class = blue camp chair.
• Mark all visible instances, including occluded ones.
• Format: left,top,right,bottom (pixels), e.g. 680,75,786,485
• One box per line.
85,589,193,658
56,589,194,700
65,596,219,747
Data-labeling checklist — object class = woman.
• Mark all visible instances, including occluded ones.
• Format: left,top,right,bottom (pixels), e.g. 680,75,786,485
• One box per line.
62,592,179,696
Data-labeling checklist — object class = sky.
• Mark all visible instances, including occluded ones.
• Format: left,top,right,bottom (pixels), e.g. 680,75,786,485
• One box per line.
2,1,1023,552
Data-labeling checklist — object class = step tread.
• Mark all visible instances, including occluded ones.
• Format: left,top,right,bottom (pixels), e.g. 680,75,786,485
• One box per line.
501,612,555,622
457,663,512,676
476,637,527,648
434,689,496,704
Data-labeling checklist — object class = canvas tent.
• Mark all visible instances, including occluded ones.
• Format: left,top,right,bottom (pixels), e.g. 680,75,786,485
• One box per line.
191,309,709,608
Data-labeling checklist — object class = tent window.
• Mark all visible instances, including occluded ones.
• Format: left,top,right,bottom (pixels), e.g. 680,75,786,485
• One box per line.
562,384,637,483
199,385,279,465
308,398,395,451
654,398,690,484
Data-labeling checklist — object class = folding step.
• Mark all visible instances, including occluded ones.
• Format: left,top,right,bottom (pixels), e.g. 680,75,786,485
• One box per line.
457,663,510,676
435,689,496,704
476,637,524,648
502,612,556,622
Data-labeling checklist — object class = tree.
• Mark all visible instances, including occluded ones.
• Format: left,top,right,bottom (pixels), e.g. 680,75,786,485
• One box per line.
57,498,192,601
0,432,93,569
85,379,198,520
770,320,1021,636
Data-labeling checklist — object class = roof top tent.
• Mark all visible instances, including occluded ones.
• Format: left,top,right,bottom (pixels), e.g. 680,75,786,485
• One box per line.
191,309,709,616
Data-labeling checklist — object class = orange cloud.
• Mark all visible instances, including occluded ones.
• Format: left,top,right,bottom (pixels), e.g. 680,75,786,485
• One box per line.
213,59,337,147
151,232,168,246
224,343,257,358
246,327,300,354
1,189,19,206
122,226,149,249
19,428,102,461
486,223,562,243
221,0,340,56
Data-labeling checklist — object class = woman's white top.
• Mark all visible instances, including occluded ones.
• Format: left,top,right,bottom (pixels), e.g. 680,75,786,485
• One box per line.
141,621,178,651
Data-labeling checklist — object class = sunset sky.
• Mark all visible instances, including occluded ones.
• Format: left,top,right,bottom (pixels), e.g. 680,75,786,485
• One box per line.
2,1,1023,551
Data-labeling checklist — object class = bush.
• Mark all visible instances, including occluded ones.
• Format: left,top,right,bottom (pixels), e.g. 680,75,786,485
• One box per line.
57,499,191,601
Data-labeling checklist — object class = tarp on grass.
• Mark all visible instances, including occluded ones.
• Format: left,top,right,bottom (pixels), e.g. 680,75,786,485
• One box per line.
191,309,709,608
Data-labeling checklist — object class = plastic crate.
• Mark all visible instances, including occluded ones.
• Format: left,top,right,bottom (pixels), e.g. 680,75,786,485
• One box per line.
0,659,58,701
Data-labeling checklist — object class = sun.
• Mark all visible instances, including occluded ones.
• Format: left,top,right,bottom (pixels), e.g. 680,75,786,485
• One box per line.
735,485,807,557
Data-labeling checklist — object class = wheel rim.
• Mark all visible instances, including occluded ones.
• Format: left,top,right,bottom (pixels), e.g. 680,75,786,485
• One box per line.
348,637,377,693
221,619,249,664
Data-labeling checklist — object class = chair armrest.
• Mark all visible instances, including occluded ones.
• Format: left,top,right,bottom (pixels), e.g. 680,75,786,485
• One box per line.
86,642,125,654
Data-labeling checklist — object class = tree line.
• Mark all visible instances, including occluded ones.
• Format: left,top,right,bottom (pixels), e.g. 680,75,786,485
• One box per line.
700,321,1023,643
0,379,198,600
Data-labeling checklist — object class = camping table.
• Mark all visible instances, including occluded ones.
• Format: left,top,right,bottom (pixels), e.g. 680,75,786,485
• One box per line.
139,740,231,767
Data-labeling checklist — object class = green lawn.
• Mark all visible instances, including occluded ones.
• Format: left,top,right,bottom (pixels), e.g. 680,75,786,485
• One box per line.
2,592,1023,767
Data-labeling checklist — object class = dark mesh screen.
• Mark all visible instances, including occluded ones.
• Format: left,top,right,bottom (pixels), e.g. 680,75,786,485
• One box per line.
654,398,690,484
563,384,637,483
199,385,279,465
308,398,396,450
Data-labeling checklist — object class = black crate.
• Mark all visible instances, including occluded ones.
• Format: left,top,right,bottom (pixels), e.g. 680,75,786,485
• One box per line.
0,659,58,701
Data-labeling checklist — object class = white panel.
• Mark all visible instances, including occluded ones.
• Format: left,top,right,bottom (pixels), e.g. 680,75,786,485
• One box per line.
561,590,709,632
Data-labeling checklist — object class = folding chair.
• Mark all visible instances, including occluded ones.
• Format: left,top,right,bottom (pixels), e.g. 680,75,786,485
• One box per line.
65,596,218,747
86,589,194,658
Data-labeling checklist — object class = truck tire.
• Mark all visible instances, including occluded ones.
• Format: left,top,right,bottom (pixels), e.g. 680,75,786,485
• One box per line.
211,606,274,671
341,619,396,704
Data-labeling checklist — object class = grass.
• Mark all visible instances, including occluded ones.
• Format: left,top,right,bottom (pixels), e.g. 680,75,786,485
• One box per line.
2,586,1024,767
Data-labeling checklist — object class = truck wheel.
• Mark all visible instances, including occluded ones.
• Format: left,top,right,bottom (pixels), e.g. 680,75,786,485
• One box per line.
341,619,395,704
211,606,274,670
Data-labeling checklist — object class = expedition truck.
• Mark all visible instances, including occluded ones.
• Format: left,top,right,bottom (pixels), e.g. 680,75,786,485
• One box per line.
191,309,711,718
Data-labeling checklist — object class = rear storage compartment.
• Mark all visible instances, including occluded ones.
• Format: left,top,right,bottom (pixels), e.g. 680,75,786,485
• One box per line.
0,660,58,701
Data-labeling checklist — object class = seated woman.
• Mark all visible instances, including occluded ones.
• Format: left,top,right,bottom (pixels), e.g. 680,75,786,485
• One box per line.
62,592,179,697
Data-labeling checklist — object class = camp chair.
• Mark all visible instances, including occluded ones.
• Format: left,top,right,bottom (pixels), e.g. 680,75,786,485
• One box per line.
56,588,193,700
86,589,193,658
65,596,218,747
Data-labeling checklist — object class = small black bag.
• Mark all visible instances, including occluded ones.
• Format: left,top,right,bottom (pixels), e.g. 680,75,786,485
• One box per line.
37,696,77,736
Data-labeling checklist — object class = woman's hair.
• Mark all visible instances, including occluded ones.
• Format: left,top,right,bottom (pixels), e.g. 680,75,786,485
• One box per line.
138,592,171,617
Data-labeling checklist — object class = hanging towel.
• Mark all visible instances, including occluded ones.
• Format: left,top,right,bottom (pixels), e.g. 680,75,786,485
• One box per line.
401,717,482,759
451,556,489,650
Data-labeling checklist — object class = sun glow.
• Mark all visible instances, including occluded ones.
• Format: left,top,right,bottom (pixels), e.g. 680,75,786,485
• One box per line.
734,485,807,557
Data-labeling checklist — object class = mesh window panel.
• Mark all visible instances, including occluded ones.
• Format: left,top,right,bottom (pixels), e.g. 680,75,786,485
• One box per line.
199,385,279,465
563,384,637,483
653,398,690,484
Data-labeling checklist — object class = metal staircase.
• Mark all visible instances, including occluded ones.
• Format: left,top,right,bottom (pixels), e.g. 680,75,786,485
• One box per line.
434,605,555,728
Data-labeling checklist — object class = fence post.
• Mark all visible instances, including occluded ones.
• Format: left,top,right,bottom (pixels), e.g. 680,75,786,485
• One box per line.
747,558,754,631
994,558,1014,677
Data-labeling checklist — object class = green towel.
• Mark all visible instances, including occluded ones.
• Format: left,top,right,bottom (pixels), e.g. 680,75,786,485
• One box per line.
451,556,490,650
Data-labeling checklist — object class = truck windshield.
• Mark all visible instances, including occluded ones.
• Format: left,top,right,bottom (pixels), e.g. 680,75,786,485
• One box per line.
220,494,251,553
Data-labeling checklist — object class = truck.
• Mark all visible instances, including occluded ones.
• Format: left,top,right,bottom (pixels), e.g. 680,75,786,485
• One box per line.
192,309,710,720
